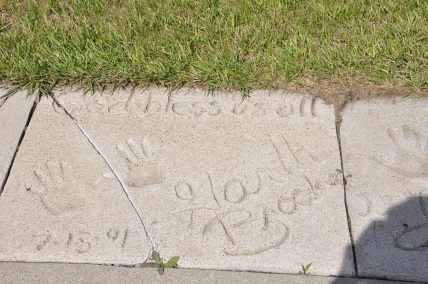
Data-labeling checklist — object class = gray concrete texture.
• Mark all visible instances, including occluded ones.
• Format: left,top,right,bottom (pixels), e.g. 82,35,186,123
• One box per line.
341,98,428,282
0,89,34,191
0,86,427,283
0,262,412,284
55,87,353,276
0,96,151,265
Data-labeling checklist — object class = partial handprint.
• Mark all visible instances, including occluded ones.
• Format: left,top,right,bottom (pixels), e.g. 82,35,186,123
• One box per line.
372,125,428,178
394,196,428,251
31,160,87,215
117,138,166,188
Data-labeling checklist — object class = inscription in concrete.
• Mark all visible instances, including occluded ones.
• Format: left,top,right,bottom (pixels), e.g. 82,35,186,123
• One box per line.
57,87,354,276
0,97,151,264
0,89,34,190
341,98,428,282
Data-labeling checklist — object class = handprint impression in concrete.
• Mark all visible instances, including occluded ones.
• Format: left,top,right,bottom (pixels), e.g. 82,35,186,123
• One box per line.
117,138,165,188
373,125,428,178
370,126,428,251
31,160,87,215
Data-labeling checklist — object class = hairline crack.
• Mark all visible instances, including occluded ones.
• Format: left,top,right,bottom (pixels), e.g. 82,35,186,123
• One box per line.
49,94,157,263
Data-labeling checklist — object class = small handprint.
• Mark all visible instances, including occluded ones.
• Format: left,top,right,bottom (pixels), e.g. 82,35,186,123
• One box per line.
31,160,87,215
372,125,428,178
117,138,166,188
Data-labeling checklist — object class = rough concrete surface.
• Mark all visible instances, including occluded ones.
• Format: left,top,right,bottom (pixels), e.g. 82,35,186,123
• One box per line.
55,87,354,276
341,98,428,282
0,96,152,265
0,262,411,284
0,89,34,191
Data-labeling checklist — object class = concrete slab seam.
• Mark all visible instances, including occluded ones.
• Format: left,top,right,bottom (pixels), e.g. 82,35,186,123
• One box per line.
340,98,428,281
50,94,157,262
335,109,359,277
0,99,37,195
0,86,9,108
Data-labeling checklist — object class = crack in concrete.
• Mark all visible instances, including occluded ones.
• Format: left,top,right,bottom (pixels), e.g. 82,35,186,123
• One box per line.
0,99,6,109
335,106,359,277
0,87,10,109
0,99,37,195
50,94,157,263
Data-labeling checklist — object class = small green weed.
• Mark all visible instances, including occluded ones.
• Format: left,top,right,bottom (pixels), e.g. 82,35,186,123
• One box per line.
151,250,179,275
300,263,312,275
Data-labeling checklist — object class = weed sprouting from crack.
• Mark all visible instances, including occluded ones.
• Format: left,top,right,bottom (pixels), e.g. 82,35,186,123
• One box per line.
300,263,312,275
145,250,179,275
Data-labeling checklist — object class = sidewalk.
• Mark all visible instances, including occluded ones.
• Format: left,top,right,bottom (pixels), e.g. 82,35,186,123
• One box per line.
0,262,413,284
0,86,427,283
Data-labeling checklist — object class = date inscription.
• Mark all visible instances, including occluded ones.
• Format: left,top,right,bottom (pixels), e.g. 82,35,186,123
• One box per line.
33,227,130,254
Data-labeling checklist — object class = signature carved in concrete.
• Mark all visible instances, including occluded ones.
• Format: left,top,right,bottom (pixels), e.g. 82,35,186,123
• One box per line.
195,172,291,256
172,135,328,256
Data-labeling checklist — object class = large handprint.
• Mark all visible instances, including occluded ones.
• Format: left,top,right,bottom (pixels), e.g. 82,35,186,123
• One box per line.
372,125,428,178
117,138,166,188
31,160,87,215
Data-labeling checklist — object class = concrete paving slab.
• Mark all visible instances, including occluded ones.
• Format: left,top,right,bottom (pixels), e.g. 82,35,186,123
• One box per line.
56,87,354,276
0,89,34,191
341,98,428,282
0,96,152,265
0,262,410,284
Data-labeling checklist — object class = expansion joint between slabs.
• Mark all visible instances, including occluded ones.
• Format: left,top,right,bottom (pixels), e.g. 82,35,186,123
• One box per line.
0,98,38,195
335,108,359,277
50,94,157,262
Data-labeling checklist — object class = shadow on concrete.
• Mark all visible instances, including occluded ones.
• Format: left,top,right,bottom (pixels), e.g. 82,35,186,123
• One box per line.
332,195,428,283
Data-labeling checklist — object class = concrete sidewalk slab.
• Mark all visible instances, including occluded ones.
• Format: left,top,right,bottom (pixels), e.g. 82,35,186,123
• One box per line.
0,262,410,284
0,89,34,191
0,97,151,265
55,87,354,276
341,98,428,282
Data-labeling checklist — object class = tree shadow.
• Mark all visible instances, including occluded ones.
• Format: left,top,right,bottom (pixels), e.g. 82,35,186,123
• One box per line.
332,195,428,283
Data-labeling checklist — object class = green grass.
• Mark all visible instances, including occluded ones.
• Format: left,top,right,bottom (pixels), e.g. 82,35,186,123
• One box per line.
0,0,427,98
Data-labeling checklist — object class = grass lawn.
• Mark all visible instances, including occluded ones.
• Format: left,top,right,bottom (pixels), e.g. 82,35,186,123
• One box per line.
0,0,427,104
